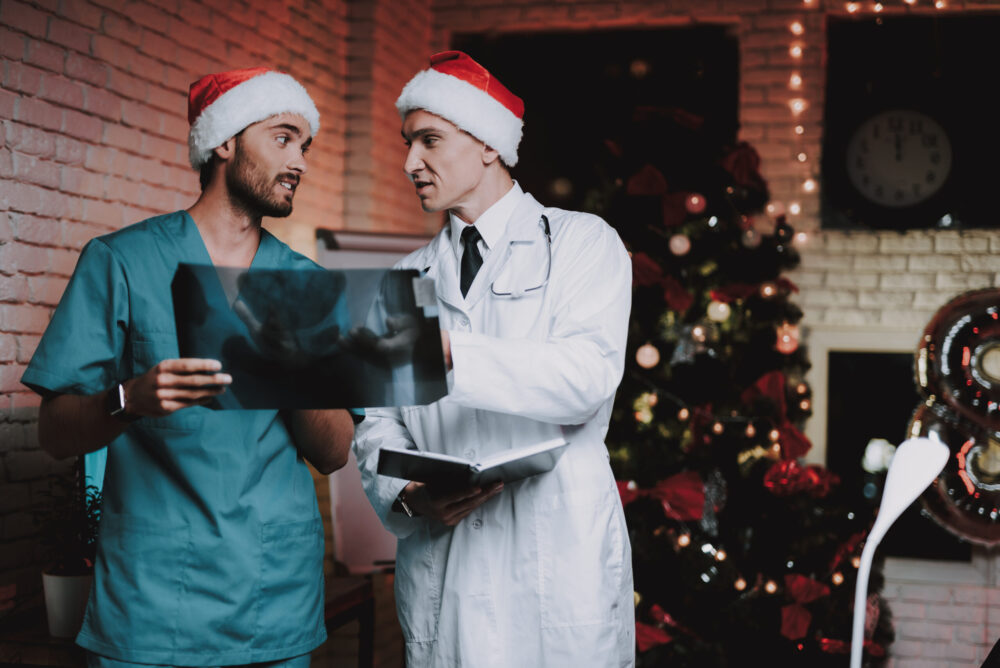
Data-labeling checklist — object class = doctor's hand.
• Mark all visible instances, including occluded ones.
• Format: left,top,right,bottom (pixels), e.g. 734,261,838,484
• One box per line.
123,358,231,417
402,480,503,526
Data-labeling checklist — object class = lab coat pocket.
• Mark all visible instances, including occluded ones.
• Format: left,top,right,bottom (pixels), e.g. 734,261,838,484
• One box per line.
536,488,625,629
394,526,441,643
255,517,325,648
89,514,190,651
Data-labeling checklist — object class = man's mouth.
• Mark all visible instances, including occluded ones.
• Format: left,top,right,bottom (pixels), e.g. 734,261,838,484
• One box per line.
277,176,299,192
414,180,432,194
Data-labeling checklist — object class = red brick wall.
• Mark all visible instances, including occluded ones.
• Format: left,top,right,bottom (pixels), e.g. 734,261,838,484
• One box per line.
0,0,351,621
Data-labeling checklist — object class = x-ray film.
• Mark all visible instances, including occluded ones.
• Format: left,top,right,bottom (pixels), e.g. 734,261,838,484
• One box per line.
172,263,448,409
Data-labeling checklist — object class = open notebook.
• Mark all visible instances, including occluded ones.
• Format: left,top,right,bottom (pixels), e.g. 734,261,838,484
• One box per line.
377,437,569,490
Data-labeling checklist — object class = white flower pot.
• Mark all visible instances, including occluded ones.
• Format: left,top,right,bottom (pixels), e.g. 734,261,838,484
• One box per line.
41,572,92,638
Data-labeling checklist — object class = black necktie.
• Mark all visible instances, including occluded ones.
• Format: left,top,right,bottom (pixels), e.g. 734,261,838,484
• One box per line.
460,226,484,297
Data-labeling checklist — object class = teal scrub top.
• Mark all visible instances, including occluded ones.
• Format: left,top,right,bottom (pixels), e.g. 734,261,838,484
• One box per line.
22,212,328,666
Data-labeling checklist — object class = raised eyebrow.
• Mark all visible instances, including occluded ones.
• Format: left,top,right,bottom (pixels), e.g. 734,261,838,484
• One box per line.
272,123,304,136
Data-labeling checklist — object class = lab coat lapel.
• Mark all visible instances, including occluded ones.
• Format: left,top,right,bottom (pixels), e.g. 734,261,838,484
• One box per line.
462,194,546,308
425,226,464,309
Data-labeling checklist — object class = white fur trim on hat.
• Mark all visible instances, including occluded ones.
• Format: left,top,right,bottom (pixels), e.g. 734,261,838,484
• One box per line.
396,69,523,167
188,71,320,169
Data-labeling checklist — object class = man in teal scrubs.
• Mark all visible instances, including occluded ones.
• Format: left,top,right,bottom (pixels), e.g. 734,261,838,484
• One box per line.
21,67,354,667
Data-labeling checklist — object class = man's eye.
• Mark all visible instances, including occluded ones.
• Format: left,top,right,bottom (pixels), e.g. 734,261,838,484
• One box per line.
301,145,310,155
276,136,289,145
423,136,438,146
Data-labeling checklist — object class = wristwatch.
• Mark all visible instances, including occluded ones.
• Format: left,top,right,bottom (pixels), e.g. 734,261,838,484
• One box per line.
104,382,140,422
391,486,417,517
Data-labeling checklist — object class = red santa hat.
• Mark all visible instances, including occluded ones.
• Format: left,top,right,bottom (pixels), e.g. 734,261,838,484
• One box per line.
187,66,320,169
395,51,524,167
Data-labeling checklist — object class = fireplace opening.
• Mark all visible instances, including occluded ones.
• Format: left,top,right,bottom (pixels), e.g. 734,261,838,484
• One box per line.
827,350,971,561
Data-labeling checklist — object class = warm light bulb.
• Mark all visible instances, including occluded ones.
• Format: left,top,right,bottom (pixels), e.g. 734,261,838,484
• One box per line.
764,580,778,594
769,429,781,442
935,0,946,7
904,0,917,4
745,423,756,438
647,393,658,407
797,383,808,394
794,232,808,244
851,556,861,568
734,577,747,591
678,408,690,421
832,572,845,585
788,98,807,115
789,202,802,215
789,43,803,59
789,73,802,89
799,399,811,411
691,325,707,343
846,2,860,13
712,422,724,435
790,21,804,35
715,549,727,561
677,533,691,547
760,282,777,298
874,2,884,11
802,178,817,193
796,152,807,162
794,125,805,135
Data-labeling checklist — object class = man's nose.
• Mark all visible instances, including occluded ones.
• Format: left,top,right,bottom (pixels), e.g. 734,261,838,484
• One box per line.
288,148,308,175
404,145,423,175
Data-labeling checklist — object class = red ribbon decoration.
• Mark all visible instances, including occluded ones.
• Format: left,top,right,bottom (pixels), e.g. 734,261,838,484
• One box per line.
636,621,673,651
617,471,705,522
829,530,865,572
740,370,813,460
780,574,830,640
662,275,694,314
763,459,839,498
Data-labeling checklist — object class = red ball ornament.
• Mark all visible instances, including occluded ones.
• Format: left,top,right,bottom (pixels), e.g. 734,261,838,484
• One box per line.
669,234,691,256
776,322,801,354
685,193,707,214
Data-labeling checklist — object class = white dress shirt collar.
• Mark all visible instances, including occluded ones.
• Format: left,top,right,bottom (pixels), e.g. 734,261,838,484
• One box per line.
449,181,524,260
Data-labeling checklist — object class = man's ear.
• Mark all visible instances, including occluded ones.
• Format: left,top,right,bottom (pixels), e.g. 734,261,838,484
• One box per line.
213,136,237,162
481,143,501,166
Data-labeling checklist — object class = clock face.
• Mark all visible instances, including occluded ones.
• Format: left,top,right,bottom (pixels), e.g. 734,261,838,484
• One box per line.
845,109,952,208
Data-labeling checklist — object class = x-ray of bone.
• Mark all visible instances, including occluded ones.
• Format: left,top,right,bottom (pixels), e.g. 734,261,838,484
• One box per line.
171,263,448,409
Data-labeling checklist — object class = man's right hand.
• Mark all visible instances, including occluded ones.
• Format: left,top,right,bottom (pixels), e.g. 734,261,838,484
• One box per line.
123,358,231,417
401,480,503,526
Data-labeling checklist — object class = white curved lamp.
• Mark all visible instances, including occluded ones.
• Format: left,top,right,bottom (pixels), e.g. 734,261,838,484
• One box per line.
850,435,950,668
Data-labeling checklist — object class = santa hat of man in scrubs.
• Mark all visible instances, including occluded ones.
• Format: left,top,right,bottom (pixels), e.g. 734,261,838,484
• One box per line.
395,51,525,167
186,67,321,170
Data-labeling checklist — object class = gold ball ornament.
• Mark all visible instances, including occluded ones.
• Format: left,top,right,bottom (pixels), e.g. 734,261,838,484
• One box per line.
636,343,660,368
707,300,731,322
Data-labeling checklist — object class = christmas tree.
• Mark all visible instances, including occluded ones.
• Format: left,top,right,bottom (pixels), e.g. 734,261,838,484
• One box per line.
585,106,896,666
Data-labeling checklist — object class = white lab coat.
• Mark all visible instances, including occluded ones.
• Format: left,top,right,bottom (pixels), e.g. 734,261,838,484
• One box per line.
354,190,635,667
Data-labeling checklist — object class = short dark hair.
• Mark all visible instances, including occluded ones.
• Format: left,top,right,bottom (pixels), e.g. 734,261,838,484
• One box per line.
199,160,213,190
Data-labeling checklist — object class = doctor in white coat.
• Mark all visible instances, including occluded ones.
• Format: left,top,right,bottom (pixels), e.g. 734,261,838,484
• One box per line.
354,51,636,667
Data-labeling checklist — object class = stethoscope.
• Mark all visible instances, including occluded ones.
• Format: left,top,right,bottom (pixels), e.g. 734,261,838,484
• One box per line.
489,215,551,299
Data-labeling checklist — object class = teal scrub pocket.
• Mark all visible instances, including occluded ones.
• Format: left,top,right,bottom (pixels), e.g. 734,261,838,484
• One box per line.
254,518,325,649
88,515,191,653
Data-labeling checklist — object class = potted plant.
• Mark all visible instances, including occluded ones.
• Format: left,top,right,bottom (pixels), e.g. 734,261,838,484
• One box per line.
34,462,102,638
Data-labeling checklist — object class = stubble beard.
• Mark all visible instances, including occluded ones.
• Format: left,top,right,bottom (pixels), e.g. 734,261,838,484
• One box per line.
227,139,293,219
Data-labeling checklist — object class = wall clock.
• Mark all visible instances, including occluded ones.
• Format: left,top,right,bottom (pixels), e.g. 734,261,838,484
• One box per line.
844,109,953,210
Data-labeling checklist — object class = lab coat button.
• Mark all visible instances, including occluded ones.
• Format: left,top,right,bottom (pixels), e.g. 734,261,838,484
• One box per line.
472,518,483,530
459,318,469,328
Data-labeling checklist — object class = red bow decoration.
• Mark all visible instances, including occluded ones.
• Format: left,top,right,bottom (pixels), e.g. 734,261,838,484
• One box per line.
740,370,812,459
662,275,694,314
763,460,839,498
710,284,757,303
780,574,830,640
720,141,766,189
817,638,886,657
617,471,705,521
632,252,663,287
627,164,668,196
636,621,673,651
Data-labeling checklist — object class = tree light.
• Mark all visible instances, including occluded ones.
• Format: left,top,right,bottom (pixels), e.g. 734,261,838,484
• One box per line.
764,580,778,594
677,533,691,547
789,202,802,215
712,422,724,435
832,572,845,585
678,407,690,421
734,577,747,591
745,423,756,438
769,429,781,442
